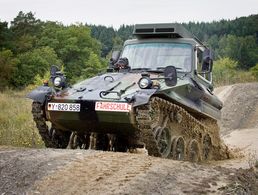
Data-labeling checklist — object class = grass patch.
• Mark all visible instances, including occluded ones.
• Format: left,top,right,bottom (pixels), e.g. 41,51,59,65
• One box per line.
0,90,44,148
213,58,257,86
213,70,256,86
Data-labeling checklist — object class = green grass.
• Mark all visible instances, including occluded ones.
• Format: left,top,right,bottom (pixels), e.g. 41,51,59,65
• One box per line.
213,70,257,87
0,90,44,147
212,58,258,87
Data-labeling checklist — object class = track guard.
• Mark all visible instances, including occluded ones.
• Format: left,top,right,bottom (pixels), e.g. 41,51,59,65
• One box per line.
133,89,157,107
27,86,54,104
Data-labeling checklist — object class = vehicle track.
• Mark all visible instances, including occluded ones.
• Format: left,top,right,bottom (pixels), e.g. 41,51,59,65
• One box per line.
135,96,229,161
32,102,70,148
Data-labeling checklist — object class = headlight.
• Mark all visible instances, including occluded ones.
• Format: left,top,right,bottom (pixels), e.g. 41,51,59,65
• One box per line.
54,77,62,87
138,77,152,89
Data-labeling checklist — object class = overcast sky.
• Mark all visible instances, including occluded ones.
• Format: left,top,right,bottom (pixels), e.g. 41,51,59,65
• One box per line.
0,0,257,28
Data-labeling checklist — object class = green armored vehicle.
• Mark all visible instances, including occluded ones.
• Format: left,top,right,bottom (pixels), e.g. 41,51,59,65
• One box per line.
27,23,223,161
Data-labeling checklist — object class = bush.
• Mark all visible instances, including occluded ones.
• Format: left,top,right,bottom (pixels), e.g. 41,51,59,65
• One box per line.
250,63,258,79
213,57,256,86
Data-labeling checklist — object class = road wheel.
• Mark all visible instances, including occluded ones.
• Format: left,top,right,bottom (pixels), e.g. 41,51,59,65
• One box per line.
188,139,200,162
171,136,185,160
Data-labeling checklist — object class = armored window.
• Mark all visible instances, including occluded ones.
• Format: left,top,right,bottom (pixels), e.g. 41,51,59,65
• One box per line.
121,43,192,72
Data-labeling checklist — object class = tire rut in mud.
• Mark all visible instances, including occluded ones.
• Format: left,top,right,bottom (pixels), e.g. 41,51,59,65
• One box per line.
30,152,154,195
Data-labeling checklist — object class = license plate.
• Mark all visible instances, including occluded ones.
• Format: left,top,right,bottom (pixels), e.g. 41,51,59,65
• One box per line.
95,102,132,112
48,103,80,112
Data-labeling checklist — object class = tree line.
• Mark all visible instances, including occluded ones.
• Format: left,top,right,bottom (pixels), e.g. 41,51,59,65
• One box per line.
0,12,258,90
0,11,106,90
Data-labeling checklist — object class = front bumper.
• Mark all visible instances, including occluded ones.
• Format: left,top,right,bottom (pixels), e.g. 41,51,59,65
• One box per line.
45,99,136,135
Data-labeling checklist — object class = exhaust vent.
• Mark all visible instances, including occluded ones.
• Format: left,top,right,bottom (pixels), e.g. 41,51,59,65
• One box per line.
133,23,193,39
135,28,154,33
155,28,174,33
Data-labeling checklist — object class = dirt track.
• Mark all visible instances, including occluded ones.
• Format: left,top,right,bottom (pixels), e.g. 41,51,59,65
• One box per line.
1,83,258,195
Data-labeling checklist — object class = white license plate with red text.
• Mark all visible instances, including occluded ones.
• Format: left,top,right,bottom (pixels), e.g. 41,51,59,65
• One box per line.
48,103,80,112
95,102,132,112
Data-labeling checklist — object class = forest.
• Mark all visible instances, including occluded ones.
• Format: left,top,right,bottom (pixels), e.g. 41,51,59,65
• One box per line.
0,11,258,90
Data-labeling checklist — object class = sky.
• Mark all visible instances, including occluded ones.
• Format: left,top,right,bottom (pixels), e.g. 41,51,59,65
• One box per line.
0,0,257,28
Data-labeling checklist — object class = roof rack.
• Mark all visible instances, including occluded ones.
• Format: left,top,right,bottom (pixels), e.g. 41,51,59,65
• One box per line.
133,23,203,45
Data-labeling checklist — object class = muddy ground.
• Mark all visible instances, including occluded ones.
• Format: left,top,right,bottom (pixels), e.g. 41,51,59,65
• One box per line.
1,83,258,195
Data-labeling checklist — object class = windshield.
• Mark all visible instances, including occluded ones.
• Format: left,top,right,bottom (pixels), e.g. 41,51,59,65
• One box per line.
121,43,192,72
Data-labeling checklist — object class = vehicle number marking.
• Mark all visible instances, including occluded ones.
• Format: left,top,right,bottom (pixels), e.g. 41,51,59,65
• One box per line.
95,102,132,112
48,103,80,112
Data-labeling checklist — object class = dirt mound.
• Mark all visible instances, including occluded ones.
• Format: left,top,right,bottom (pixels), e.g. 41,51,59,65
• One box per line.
0,147,257,195
0,147,96,194
216,83,258,135
216,83,258,161
31,152,258,195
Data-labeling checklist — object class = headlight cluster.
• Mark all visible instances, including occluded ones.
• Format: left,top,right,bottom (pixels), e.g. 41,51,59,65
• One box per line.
49,65,67,89
53,76,65,88
54,77,62,87
138,77,153,89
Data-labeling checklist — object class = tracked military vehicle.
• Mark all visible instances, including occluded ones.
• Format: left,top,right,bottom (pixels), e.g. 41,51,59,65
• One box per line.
28,23,224,161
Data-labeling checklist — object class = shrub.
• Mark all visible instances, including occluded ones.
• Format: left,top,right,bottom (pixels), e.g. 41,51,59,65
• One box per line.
213,57,256,86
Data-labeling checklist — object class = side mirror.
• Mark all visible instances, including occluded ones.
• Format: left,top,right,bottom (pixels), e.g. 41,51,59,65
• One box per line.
164,66,177,86
137,66,177,88
50,65,60,76
202,49,213,72
110,50,121,65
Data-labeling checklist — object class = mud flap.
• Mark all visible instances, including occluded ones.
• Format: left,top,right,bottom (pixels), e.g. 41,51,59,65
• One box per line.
133,89,157,107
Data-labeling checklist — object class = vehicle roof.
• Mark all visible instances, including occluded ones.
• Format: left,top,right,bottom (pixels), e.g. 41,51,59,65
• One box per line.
131,23,207,48
124,38,205,48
